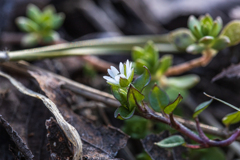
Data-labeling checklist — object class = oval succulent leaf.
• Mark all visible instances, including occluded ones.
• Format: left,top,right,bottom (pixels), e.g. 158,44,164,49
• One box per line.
204,93,240,111
42,31,60,43
210,17,223,37
22,33,39,47
26,4,41,23
199,36,214,45
52,13,65,29
164,94,183,114
186,43,205,54
114,106,135,120
220,20,240,46
193,99,213,118
188,16,201,34
167,74,200,89
211,36,230,51
16,17,39,32
222,111,240,126
149,84,170,112
155,135,185,148
133,66,151,92
169,28,196,50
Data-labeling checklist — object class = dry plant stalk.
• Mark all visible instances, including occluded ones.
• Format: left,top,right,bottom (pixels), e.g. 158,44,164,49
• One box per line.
0,70,82,160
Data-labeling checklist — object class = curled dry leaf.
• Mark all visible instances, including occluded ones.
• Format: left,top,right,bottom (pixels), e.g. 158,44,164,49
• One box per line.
0,70,82,160
28,69,129,159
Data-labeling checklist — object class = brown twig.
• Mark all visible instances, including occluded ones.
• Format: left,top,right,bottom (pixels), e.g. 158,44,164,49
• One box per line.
165,50,213,76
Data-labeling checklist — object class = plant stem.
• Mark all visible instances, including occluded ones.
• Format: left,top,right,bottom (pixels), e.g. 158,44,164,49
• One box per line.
6,35,178,61
165,49,214,76
195,118,210,146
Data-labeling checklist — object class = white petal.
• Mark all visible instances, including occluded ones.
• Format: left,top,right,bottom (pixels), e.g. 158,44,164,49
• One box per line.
126,60,129,70
129,62,132,70
119,62,124,74
127,69,133,79
119,73,126,79
103,76,113,81
107,78,119,85
108,69,115,78
115,75,121,83
110,66,119,76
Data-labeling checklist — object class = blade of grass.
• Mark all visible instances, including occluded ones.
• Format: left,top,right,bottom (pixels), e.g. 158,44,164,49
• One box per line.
8,35,178,61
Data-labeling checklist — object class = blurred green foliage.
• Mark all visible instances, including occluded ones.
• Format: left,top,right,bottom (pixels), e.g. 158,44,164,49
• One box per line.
170,14,240,55
16,4,65,46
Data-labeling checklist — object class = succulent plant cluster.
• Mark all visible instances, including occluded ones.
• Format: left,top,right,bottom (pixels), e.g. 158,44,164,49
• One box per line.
16,4,65,46
170,14,240,55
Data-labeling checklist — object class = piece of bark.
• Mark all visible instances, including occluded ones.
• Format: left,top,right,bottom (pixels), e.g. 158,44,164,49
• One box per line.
46,118,73,160
0,115,34,160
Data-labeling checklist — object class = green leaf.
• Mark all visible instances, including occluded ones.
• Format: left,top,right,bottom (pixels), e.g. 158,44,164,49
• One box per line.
111,85,126,105
132,46,145,61
135,59,150,74
128,68,134,83
186,43,205,54
169,28,196,50
127,85,145,111
43,5,56,15
200,14,213,26
149,84,169,112
220,20,240,46
119,77,129,87
204,93,240,111
193,99,213,118
188,16,201,36
21,33,39,47
52,13,65,29
155,135,185,148
201,25,210,36
167,74,200,89
210,17,223,37
136,152,152,160
199,36,214,45
211,36,230,51
118,88,128,106
16,17,39,32
42,31,60,43
193,25,203,39
26,4,41,23
133,66,151,92
114,105,135,120
144,41,159,67
164,94,183,114
157,55,172,76
222,111,240,126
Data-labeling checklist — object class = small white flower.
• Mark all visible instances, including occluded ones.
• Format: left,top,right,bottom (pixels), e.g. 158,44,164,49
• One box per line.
103,60,134,86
